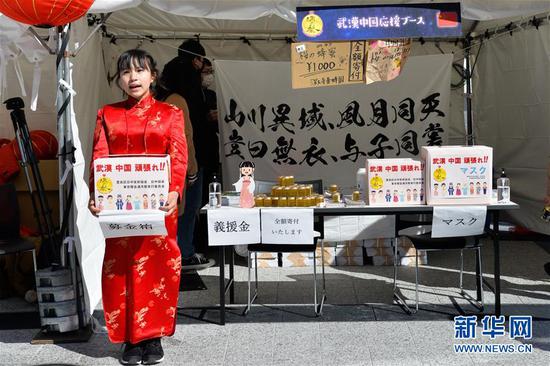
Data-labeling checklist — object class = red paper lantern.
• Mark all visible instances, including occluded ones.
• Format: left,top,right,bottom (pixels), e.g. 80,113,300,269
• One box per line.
0,0,94,28
12,130,58,160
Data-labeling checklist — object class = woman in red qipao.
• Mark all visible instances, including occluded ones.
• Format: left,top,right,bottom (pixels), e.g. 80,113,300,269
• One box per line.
88,49,187,366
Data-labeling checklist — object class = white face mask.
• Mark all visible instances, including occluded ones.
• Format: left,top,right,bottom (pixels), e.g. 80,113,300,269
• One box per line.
202,73,215,89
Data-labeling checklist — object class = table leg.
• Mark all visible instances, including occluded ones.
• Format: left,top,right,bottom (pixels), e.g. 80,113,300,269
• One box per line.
229,246,235,304
475,246,482,301
493,211,501,317
219,246,226,325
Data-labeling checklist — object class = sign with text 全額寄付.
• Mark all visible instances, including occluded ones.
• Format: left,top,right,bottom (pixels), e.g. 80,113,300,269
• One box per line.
297,3,461,42
260,208,314,244
207,207,261,246
431,205,487,238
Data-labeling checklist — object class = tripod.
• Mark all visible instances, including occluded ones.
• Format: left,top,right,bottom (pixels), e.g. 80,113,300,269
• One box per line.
4,97,60,267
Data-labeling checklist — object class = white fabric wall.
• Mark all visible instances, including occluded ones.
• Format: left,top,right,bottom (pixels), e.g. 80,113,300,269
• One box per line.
473,24,550,234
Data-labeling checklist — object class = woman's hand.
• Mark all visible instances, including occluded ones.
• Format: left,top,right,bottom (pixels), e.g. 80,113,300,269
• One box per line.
160,191,179,216
88,198,101,217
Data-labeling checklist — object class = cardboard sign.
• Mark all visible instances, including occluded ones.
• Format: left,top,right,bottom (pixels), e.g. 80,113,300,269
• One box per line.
291,41,366,89
93,155,170,214
207,207,261,246
261,208,314,244
98,211,167,238
431,205,487,238
366,158,424,206
366,39,412,83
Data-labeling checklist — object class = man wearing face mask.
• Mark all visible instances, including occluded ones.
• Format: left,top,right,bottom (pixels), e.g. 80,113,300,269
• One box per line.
159,39,215,269
201,59,221,185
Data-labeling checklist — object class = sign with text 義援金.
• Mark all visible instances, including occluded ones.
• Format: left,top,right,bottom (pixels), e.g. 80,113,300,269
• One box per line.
297,2,461,42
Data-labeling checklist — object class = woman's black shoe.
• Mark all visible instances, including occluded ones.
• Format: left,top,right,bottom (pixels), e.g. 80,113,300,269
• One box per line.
141,338,164,365
120,342,142,365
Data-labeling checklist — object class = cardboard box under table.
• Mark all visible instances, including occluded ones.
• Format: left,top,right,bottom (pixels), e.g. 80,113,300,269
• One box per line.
366,158,424,206
421,145,493,205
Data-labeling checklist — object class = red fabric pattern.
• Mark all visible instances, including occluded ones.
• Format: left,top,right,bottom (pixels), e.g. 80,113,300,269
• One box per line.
90,94,187,343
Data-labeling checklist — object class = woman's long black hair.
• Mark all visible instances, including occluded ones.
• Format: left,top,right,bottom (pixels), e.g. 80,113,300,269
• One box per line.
114,49,158,90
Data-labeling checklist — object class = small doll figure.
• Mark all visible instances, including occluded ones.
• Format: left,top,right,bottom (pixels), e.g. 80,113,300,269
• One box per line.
133,195,141,210
456,183,462,196
448,182,454,196
97,195,104,210
393,190,399,203
233,161,256,208
106,195,115,210
125,195,133,210
142,194,149,209
151,193,157,209
116,194,124,210
433,183,439,196
385,189,391,202
159,193,165,207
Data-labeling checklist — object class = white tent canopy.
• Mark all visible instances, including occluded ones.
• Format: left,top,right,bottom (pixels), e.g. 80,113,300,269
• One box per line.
0,1,549,317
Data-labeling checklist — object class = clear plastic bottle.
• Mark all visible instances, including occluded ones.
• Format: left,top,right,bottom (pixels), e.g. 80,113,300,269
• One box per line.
497,168,510,203
208,175,222,208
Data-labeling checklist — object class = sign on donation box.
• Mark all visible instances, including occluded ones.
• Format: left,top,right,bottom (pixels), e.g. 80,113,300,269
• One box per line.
366,158,424,206
207,207,261,246
421,146,493,205
93,155,170,238
261,208,314,244
431,206,487,238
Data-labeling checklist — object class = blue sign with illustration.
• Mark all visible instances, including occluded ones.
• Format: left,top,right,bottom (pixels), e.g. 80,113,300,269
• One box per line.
297,3,461,41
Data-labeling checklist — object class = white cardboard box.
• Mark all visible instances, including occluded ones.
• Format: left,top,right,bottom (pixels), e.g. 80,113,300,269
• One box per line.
421,145,493,205
366,158,425,206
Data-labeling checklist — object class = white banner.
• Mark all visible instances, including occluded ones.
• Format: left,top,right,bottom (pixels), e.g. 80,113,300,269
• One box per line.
207,207,261,246
431,205,487,238
261,208,314,244
216,54,452,190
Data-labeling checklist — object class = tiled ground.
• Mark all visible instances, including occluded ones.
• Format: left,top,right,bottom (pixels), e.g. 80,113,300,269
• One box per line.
1,240,549,365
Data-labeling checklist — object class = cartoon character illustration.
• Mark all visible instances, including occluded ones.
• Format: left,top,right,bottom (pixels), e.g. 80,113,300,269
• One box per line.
142,194,149,209
116,194,124,210
399,191,405,202
441,183,447,196
476,182,481,195
233,161,256,208
420,188,424,202
133,195,141,210
97,195,104,210
412,189,418,201
482,182,487,195
469,182,475,195
462,183,467,196
433,183,439,196
159,193,165,207
150,193,157,209
406,189,411,202
385,189,392,202
377,190,384,202
393,190,399,203
125,195,133,210
456,183,462,196
106,195,115,210
370,190,376,203
448,182,454,196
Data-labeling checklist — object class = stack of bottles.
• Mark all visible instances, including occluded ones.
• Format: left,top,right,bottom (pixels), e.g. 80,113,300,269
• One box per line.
254,176,325,207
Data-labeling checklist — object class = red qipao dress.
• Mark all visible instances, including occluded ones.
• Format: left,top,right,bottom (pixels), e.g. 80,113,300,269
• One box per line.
90,94,187,344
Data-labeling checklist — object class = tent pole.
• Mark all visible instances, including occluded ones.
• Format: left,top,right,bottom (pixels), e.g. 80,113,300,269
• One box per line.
464,36,474,146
